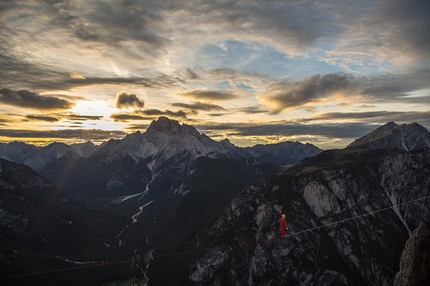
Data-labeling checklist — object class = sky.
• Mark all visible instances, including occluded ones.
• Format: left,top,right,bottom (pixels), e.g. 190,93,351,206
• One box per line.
1,0,429,150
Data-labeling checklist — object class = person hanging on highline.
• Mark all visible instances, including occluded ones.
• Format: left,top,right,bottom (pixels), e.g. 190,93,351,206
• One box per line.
279,210,289,237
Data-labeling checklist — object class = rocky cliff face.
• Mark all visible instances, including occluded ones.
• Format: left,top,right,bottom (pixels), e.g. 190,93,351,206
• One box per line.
394,222,430,286
181,148,430,286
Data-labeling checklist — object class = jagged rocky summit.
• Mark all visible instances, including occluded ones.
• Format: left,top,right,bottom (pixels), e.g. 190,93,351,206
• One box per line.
347,122,430,151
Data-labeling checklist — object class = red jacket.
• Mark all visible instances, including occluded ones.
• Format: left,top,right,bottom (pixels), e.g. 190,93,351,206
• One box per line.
280,211,288,229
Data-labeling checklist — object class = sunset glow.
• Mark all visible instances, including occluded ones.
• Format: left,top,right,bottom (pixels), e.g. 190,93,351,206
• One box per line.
1,0,429,149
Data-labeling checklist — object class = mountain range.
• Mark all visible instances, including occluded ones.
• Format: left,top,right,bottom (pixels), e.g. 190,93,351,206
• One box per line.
0,117,322,198
1,118,429,285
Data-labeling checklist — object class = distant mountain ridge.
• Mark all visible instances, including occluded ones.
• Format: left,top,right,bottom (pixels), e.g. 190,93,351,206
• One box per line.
0,141,101,173
347,121,430,150
0,116,322,174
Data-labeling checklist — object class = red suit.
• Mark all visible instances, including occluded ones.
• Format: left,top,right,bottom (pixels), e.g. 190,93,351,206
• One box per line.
279,211,289,237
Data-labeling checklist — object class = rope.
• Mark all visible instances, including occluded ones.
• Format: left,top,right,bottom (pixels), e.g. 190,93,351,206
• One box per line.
1,194,429,281
290,194,430,236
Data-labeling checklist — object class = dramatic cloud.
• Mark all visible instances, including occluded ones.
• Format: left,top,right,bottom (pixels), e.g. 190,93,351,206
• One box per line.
0,128,126,141
137,109,188,118
0,1,429,148
307,111,430,126
172,102,225,111
236,105,268,114
326,0,430,68
196,121,377,140
176,90,239,101
64,114,104,121
25,115,60,122
111,113,147,122
361,68,430,101
156,0,365,57
115,91,145,109
194,110,430,146
0,88,74,110
111,109,188,121
259,73,358,113
46,0,168,49
0,49,184,90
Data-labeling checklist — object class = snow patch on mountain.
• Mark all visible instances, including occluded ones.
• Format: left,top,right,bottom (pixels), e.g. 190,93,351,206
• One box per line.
101,117,244,169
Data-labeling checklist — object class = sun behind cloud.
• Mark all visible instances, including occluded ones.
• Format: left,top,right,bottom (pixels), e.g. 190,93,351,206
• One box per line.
69,100,115,122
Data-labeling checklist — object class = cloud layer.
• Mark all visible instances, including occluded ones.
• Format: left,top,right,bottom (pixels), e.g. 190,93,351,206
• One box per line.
0,0,429,148
0,88,74,110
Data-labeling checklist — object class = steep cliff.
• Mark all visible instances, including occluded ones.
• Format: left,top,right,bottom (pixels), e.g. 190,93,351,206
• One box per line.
394,222,430,286
149,148,430,285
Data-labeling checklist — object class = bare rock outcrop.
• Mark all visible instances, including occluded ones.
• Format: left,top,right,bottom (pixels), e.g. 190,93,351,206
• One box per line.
394,222,430,286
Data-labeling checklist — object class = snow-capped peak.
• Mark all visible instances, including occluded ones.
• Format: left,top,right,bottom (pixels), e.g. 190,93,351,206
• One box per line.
103,117,240,166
